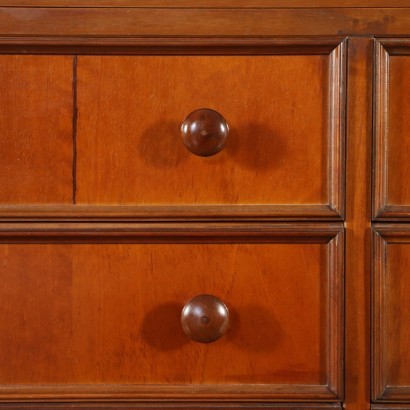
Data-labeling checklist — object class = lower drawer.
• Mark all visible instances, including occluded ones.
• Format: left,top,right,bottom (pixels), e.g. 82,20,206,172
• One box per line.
0,223,343,402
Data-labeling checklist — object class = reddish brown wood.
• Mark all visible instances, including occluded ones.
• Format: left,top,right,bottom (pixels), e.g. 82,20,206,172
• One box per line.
0,0,407,7
0,223,343,401
373,40,410,220
0,8,409,37
75,45,344,218
0,204,340,221
0,55,73,204
372,225,410,402
0,37,342,56
344,37,372,410
0,404,342,410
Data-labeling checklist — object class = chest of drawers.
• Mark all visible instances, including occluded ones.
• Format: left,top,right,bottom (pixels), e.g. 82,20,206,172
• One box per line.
1,2,410,410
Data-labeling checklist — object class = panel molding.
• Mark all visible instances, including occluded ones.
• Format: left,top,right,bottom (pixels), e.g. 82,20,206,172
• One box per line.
373,39,410,220
0,38,346,221
0,223,344,402
0,403,342,410
372,224,410,401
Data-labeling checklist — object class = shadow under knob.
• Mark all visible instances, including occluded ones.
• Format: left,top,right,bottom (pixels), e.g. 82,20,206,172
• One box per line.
181,108,229,157
181,294,229,343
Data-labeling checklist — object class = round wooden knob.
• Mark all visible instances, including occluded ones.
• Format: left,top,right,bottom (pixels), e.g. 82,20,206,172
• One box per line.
181,108,229,157
181,294,229,343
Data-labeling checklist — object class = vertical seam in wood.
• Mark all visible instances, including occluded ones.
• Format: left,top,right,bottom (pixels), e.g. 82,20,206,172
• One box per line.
72,55,78,204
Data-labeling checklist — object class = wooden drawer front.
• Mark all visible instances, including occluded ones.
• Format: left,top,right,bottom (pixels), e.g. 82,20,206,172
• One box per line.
74,40,345,219
0,55,73,204
374,40,410,219
0,223,343,402
373,225,410,401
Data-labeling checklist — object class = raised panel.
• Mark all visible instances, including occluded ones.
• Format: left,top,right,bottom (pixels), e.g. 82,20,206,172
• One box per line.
374,40,410,219
0,223,343,402
0,55,73,204
72,40,345,220
373,225,410,401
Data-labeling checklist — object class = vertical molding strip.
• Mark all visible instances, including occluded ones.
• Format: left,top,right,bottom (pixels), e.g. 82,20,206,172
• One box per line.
72,55,78,204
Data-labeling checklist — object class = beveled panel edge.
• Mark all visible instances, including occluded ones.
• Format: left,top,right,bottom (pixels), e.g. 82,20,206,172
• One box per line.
328,40,346,219
373,405,410,410
371,228,388,401
372,225,410,401
0,221,343,243
327,229,345,400
373,39,390,220
373,39,410,220
373,223,410,240
373,386,410,402
0,204,341,222
0,404,342,410
0,36,343,54
0,384,338,403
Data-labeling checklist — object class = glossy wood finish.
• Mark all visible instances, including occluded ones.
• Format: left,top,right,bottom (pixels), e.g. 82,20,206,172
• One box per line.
75,45,344,219
0,8,410,37
373,40,410,219
0,39,345,221
0,55,73,204
345,37,372,410
0,223,343,402
0,0,406,7
373,406,410,410
372,225,410,401
0,404,342,410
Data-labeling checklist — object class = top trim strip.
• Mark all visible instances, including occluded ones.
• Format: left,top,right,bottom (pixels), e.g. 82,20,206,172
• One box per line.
0,0,409,8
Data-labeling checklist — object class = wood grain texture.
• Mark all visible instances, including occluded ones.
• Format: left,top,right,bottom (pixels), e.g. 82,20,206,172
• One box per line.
0,223,343,401
0,204,340,222
0,8,409,37
0,37,344,56
344,38,372,410
373,406,410,410
75,45,345,219
0,55,73,204
0,0,408,7
374,39,410,220
0,404,342,410
372,225,410,401
77,55,328,204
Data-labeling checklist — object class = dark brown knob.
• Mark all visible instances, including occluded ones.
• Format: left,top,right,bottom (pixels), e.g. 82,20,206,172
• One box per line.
181,108,229,157
181,294,229,343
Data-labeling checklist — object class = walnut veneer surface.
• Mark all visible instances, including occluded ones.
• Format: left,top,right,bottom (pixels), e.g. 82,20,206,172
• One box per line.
1,2,410,410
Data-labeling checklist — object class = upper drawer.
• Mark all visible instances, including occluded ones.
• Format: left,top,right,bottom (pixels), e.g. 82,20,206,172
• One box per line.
374,39,410,220
0,39,345,220
75,40,345,220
